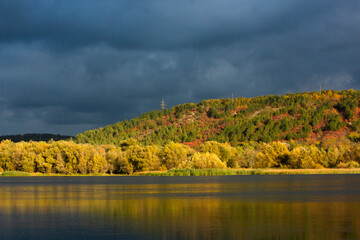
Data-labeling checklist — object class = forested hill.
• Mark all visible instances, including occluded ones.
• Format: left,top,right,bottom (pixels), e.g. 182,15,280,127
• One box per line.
0,134,73,142
74,90,360,147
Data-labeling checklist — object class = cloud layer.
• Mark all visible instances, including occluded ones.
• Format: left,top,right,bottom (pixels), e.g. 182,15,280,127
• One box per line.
1,0,360,135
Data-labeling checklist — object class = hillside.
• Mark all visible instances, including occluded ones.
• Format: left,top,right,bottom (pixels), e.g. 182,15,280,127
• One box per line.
74,90,360,147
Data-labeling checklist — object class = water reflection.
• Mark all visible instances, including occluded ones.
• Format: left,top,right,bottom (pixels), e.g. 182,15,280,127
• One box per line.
0,175,359,239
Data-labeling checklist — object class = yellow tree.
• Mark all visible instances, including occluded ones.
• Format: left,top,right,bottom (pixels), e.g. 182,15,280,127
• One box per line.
255,142,290,168
144,145,162,171
289,145,326,169
200,141,237,167
162,142,195,170
178,152,227,169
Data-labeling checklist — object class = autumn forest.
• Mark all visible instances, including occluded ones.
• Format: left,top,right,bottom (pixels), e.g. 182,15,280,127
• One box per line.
1,89,360,174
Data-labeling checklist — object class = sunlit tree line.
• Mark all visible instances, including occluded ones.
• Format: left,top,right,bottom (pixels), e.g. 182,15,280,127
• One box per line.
1,138,359,174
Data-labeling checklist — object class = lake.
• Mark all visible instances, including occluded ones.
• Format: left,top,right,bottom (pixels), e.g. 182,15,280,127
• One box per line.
0,175,360,239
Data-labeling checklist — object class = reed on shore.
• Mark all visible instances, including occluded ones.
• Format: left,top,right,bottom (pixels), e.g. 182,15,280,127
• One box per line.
134,168,360,176
1,168,360,177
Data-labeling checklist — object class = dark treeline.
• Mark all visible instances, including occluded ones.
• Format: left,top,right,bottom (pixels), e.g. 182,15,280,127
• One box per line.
1,137,359,175
74,90,360,147
0,134,73,142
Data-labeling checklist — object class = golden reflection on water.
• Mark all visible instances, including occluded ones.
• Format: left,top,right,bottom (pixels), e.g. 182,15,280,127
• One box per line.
0,178,360,239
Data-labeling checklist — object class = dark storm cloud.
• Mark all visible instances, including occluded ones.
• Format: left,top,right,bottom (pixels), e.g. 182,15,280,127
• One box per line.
0,0,360,135
1,0,355,49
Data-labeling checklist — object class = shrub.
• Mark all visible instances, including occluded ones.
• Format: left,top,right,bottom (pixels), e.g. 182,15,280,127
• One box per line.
336,161,360,169
178,152,227,169
348,132,360,142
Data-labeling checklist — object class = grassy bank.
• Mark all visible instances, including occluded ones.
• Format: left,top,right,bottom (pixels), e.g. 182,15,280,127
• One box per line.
134,168,360,176
1,168,360,177
0,171,112,177
0,171,33,176
134,169,241,176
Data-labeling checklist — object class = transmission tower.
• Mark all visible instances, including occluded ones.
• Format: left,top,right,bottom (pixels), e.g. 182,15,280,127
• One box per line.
161,98,166,110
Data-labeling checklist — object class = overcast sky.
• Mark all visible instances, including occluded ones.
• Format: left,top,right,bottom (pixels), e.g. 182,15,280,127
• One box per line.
1,0,360,135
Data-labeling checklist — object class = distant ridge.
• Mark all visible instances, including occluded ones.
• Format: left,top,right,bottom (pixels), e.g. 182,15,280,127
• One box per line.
0,133,73,142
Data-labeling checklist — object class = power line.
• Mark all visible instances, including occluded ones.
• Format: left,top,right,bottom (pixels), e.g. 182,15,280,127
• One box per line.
160,98,166,110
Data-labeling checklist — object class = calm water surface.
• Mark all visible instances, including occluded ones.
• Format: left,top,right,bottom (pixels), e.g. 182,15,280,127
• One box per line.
0,175,360,239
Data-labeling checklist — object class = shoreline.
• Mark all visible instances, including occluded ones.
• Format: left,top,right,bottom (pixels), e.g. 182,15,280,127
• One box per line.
1,168,360,177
